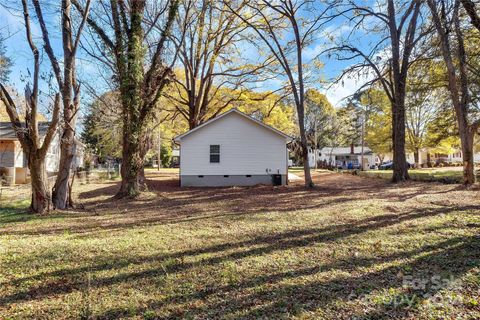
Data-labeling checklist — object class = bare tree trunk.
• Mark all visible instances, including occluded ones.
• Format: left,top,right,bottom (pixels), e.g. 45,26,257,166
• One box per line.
188,116,198,130
414,148,420,168
52,130,75,208
291,15,313,188
298,108,313,187
461,128,476,185
0,1,60,214
391,96,410,182
117,130,143,197
138,132,152,191
32,0,91,209
29,156,50,214
324,0,422,183
428,0,477,185
388,0,413,183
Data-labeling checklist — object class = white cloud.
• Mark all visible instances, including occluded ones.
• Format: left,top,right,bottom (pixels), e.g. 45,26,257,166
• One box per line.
322,71,375,108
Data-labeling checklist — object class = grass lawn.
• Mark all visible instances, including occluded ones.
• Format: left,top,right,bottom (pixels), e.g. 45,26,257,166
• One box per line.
1,171,479,319
287,166,305,173
359,168,467,184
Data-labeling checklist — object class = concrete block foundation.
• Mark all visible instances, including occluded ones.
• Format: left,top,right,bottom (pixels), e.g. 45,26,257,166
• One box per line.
180,174,287,187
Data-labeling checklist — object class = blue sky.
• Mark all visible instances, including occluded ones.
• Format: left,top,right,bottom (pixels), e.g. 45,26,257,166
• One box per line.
0,2,378,113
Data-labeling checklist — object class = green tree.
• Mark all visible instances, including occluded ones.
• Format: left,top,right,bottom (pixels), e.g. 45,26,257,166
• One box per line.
327,0,427,182
427,0,480,184
362,89,392,163
335,102,362,148
82,90,188,170
228,0,330,188
169,0,265,129
0,34,12,83
304,89,336,149
234,90,297,137
405,62,443,166
73,0,179,197
425,108,460,156
81,92,123,161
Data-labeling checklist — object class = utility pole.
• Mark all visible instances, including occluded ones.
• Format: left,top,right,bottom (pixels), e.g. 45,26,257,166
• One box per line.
314,120,318,170
360,109,365,171
157,127,161,171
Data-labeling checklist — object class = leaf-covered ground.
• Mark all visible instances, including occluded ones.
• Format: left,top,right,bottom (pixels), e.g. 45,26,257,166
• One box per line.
1,170,479,319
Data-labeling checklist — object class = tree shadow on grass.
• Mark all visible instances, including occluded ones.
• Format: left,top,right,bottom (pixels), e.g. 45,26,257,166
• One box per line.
3,171,465,236
207,235,479,320
96,234,479,319
0,208,31,224
2,204,478,311
1,192,355,236
5,172,384,236
0,203,67,225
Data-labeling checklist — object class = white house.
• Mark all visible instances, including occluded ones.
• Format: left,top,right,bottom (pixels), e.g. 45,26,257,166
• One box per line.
0,121,85,185
308,145,379,169
173,109,291,187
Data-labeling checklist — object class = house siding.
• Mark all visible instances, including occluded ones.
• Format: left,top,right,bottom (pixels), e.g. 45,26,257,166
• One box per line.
180,174,287,187
0,140,15,167
0,141,23,167
179,112,288,186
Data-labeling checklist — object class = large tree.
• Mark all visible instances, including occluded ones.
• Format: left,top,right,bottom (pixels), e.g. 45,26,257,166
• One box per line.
304,89,336,167
405,63,442,167
30,0,91,209
427,0,480,185
226,0,330,188
81,92,123,161
0,0,60,214
169,0,267,129
325,0,429,182
73,0,180,197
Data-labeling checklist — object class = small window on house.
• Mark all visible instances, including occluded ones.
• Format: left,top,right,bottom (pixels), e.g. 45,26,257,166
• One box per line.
210,145,220,163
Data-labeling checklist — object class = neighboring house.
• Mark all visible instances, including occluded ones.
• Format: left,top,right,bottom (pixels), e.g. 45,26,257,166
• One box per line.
382,148,480,167
173,108,291,187
425,150,480,164
0,122,84,185
72,137,85,169
171,148,180,167
309,145,379,169
0,122,57,184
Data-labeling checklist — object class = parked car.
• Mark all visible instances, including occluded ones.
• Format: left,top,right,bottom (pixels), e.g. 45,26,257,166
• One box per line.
379,161,413,170
435,157,449,166
379,161,392,170
349,163,361,170
336,162,360,170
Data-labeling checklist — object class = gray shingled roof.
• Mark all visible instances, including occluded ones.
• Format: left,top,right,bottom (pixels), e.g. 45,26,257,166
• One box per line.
0,122,50,140
319,146,374,156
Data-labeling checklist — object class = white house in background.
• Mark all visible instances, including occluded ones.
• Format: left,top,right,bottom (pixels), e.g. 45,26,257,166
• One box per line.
0,121,85,185
173,108,291,187
383,149,480,167
308,145,379,169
